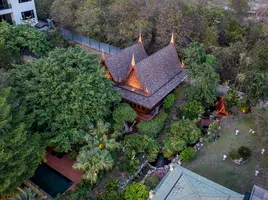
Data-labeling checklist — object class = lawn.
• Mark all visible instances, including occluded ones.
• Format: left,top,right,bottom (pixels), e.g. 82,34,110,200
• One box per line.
183,113,268,194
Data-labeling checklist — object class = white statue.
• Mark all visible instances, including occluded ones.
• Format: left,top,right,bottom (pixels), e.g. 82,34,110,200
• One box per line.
262,148,265,154
255,170,259,176
178,159,182,166
235,130,239,135
223,155,227,160
149,190,155,199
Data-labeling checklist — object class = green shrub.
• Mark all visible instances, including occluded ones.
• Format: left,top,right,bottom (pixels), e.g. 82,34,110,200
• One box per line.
225,88,239,107
238,146,251,159
118,152,140,175
123,134,160,162
179,147,196,161
137,112,168,137
163,119,201,158
96,179,124,200
125,182,149,200
144,174,160,189
229,149,240,160
178,100,205,120
163,94,175,111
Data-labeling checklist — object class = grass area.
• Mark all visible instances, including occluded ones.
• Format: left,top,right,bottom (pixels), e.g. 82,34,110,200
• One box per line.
183,113,268,194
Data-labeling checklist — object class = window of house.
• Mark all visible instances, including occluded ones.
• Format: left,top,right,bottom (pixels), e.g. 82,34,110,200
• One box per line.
21,10,34,20
19,0,31,3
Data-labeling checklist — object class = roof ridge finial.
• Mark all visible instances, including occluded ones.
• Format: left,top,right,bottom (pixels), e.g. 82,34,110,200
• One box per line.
131,54,135,66
170,33,175,45
101,49,105,61
138,31,142,43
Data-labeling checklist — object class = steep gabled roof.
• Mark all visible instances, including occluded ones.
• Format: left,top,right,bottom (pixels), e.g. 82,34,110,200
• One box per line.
135,44,182,95
105,42,148,82
153,165,244,200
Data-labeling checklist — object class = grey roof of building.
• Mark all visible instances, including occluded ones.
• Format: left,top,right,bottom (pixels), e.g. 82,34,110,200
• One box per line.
250,185,268,200
106,42,148,82
135,44,183,95
153,165,244,200
117,70,186,109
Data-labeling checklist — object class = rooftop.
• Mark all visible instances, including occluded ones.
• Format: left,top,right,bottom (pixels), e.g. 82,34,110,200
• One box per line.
250,185,268,200
153,164,244,200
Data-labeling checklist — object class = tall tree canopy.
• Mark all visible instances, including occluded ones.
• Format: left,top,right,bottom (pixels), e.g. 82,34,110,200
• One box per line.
184,43,220,107
10,47,121,152
0,21,52,69
0,88,42,195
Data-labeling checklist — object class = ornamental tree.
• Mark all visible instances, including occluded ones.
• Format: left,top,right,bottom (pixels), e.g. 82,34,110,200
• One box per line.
163,119,201,158
10,47,121,152
0,88,42,195
112,103,137,134
184,43,220,107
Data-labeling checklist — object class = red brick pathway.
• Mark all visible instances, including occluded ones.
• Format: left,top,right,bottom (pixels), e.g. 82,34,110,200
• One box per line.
45,148,83,191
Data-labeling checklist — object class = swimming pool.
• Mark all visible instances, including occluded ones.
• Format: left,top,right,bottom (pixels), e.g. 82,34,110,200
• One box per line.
30,164,74,198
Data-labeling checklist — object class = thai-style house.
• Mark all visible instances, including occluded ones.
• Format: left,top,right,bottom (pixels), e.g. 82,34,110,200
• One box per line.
100,34,186,118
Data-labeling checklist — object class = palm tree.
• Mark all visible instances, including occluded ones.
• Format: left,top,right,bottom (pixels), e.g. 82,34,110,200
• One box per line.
13,187,44,200
85,120,120,151
73,148,114,183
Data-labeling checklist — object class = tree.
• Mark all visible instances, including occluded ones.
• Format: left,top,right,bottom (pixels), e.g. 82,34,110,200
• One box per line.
125,182,149,200
229,0,249,20
0,22,52,67
74,0,101,39
50,0,77,29
73,120,120,183
178,100,205,120
112,103,137,134
35,0,53,20
137,112,168,137
0,88,42,195
73,148,114,183
184,43,220,107
10,47,121,152
163,119,201,158
13,187,44,200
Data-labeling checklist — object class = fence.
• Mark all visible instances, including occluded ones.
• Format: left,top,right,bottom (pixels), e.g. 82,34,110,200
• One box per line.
60,29,121,55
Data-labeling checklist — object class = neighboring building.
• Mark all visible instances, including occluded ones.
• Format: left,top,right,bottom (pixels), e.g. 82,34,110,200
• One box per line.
249,185,268,200
152,164,244,200
0,0,38,24
101,34,186,118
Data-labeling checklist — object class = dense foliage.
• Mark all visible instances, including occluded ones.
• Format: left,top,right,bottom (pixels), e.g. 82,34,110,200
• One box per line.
112,103,137,133
0,88,42,195
184,43,220,107
0,21,52,69
125,182,149,200
137,112,168,137
96,179,124,200
163,94,175,111
163,119,201,158
123,134,159,162
179,147,196,161
10,47,121,152
178,100,205,120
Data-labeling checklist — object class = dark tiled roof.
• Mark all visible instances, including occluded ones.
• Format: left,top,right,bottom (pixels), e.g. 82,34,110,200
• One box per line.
117,70,187,109
135,44,182,95
106,42,147,82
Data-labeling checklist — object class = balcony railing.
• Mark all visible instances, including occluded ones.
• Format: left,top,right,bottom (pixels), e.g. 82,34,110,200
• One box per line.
0,4,12,11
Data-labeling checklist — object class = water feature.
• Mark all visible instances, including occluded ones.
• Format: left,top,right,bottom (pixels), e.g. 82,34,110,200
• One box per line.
149,154,170,168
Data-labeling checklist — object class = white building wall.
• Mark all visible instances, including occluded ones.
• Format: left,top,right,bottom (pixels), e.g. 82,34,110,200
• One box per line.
0,0,38,24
